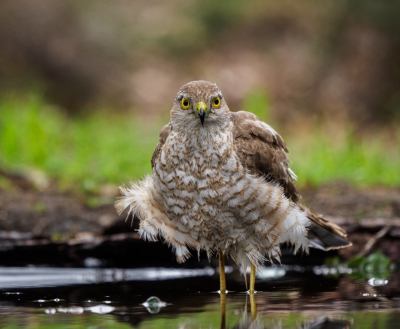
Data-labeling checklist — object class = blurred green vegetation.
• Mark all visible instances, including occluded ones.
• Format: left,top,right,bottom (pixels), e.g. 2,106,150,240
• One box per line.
325,251,395,280
0,305,399,328
347,251,395,280
287,126,400,187
0,95,164,192
1,94,399,193
0,313,132,329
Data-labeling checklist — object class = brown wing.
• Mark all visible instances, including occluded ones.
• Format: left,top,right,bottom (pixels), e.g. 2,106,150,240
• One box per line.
231,111,299,203
151,123,171,169
231,111,351,250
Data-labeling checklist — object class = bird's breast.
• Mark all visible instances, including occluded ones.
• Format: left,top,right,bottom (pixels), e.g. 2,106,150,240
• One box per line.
152,129,260,239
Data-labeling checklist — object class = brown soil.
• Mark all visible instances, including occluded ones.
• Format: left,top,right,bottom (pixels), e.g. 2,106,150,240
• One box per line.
0,188,119,237
300,182,400,221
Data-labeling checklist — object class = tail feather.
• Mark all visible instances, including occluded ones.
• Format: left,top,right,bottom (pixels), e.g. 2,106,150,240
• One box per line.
299,204,352,251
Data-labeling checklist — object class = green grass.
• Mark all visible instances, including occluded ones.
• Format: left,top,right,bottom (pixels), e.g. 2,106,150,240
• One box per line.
0,94,399,193
287,124,400,187
0,94,165,192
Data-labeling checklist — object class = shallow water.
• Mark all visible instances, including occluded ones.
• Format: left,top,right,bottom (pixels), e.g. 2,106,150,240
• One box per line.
0,266,399,328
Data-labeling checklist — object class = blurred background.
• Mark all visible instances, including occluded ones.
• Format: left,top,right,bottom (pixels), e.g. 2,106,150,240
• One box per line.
1,0,400,192
1,3,400,326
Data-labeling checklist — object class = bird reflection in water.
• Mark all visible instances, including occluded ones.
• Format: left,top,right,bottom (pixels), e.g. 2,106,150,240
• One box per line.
218,291,351,329
219,291,258,329
142,292,351,328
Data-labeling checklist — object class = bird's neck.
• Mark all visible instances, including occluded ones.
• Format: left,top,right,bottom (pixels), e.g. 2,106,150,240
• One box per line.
179,121,233,148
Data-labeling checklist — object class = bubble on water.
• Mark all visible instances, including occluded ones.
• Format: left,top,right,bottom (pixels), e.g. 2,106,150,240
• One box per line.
142,296,167,314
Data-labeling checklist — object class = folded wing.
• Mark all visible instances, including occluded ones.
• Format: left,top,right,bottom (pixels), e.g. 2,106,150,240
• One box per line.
231,111,351,250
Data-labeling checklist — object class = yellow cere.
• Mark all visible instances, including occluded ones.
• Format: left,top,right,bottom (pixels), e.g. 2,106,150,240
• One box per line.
181,97,191,110
213,96,221,108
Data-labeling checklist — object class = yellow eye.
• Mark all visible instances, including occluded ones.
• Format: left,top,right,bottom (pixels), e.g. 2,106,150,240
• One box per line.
212,96,221,108
181,97,191,110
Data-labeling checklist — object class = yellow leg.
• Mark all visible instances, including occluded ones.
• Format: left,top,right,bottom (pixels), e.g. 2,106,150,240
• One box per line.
249,264,257,320
249,264,256,294
218,251,226,293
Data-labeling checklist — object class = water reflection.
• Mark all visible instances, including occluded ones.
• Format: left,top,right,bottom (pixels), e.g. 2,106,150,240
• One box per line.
0,267,400,328
218,291,351,329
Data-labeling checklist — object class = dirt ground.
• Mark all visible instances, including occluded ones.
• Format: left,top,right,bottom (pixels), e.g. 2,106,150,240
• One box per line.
0,177,400,265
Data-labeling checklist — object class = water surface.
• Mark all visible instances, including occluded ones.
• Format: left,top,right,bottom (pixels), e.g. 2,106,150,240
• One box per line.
0,266,399,328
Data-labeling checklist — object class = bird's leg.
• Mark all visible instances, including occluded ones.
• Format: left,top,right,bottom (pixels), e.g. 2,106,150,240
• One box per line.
249,263,257,320
249,263,256,294
218,251,226,293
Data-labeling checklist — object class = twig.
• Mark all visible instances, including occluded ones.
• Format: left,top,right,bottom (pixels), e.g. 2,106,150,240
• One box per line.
357,225,391,257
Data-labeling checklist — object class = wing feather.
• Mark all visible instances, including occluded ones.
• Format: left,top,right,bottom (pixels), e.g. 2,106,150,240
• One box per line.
231,111,351,250
231,111,299,202
151,123,171,169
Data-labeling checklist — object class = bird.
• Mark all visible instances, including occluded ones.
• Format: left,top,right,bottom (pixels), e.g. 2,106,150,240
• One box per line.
115,80,351,294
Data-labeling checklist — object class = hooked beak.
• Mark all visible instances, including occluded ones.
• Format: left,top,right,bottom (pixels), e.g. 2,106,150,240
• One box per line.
196,101,208,126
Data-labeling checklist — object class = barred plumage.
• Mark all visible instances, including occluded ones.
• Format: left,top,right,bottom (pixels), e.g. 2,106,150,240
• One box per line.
116,80,351,283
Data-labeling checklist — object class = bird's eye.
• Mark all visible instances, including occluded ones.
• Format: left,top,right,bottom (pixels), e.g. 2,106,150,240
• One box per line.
212,96,221,108
181,97,191,110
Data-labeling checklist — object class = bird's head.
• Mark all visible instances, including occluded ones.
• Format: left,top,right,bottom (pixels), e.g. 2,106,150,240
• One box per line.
170,80,230,130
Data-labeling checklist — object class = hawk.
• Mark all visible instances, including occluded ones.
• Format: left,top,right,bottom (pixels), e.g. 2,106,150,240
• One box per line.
116,80,351,294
